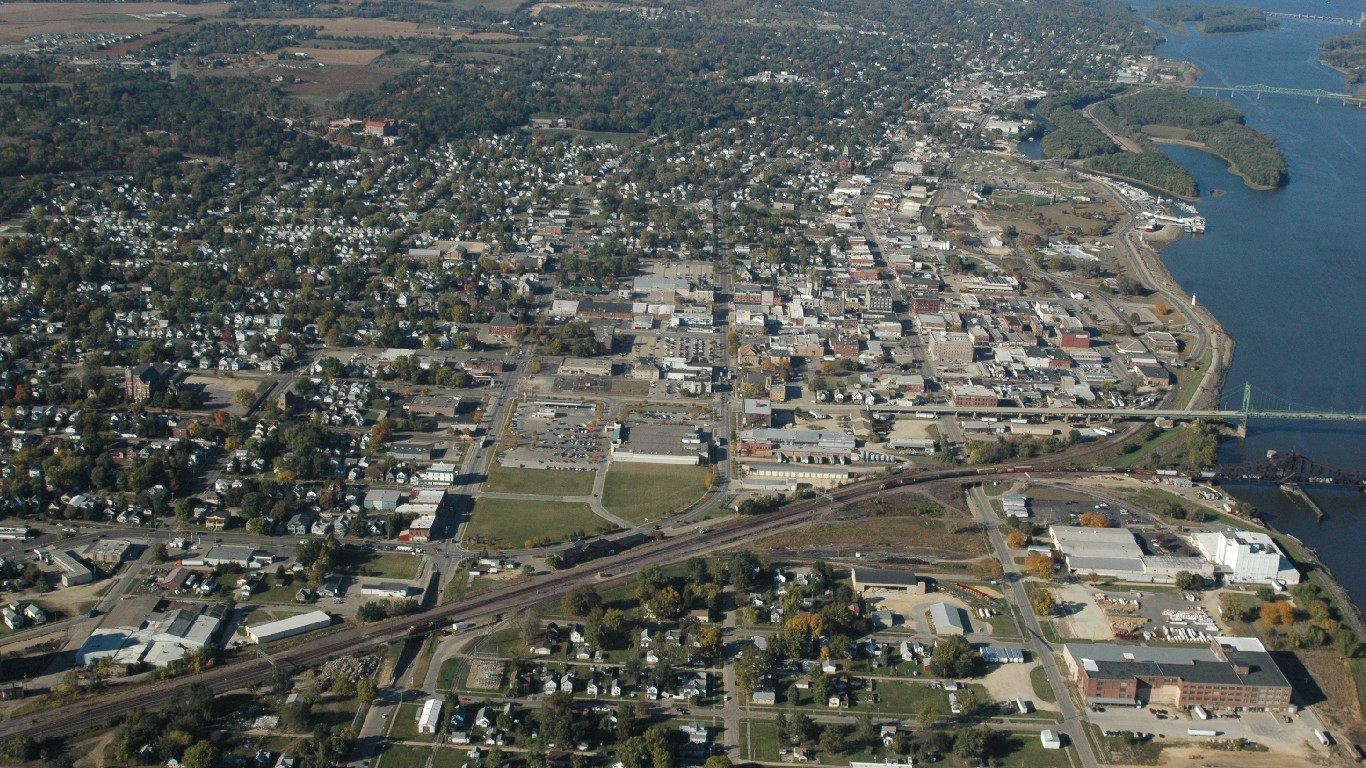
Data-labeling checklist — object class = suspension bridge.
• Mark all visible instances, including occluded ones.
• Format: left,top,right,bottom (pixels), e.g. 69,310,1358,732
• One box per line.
1195,83,1366,107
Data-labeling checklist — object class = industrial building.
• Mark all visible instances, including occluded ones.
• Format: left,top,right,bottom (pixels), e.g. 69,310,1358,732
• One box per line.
244,610,333,644
361,582,413,598
77,603,225,667
927,602,970,635
1063,637,1294,713
1190,528,1300,585
851,567,925,595
1048,525,1214,584
202,545,261,568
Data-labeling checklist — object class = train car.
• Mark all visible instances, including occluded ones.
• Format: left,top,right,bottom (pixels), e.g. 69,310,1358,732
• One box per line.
408,620,436,636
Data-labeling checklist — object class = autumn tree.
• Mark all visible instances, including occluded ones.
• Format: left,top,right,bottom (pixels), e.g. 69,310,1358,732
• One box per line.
1006,531,1028,549
973,559,1005,582
1078,512,1109,528
1260,600,1296,627
1024,552,1056,579
1031,589,1058,616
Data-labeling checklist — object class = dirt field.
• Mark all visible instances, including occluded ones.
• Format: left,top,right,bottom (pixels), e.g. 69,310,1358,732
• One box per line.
284,46,385,66
0,2,229,44
247,17,474,38
529,1,634,17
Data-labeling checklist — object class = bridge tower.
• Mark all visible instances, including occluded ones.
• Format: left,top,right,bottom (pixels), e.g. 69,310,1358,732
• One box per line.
1237,382,1253,438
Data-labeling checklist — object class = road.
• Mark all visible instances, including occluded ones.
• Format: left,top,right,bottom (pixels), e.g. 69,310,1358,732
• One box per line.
966,485,1099,768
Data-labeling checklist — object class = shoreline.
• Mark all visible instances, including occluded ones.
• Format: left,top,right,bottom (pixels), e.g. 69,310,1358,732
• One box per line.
1148,136,1282,192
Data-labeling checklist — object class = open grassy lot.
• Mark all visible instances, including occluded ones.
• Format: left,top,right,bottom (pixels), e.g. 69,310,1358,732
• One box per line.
465,497,605,548
332,549,422,580
601,463,710,524
374,744,434,768
739,720,782,762
751,516,989,557
1030,665,1057,703
483,464,595,496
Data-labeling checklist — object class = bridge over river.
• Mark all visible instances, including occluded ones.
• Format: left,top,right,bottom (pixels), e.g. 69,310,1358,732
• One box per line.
1195,83,1366,107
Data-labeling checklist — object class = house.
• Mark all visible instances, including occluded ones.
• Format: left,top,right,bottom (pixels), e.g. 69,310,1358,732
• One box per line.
752,690,777,705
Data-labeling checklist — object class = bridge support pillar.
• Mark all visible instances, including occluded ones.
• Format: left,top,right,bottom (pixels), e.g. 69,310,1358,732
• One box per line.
1236,419,1248,439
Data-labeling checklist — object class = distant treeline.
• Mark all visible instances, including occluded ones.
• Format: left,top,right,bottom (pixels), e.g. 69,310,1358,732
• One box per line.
1322,30,1366,90
1149,4,1277,34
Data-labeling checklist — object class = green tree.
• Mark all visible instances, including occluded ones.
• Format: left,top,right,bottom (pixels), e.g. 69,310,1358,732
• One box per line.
930,635,984,678
356,678,378,705
562,584,604,617
182,740,219,768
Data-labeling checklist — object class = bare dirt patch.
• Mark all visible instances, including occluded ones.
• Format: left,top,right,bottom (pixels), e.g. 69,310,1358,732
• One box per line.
0,2,228,44
284,46,384,66
246,17,473,38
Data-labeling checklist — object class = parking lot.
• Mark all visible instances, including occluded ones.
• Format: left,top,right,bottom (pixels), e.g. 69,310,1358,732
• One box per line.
498,402,607,471
629,331,722,365
1089,703,1325,759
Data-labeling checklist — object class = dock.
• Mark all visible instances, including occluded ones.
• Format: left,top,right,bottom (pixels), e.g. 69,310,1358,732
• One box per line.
1281,483,1327,522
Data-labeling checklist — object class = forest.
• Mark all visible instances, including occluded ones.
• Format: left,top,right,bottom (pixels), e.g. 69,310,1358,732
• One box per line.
1096,89,1288,188
1322,31,1366,90
1149,4,1276,34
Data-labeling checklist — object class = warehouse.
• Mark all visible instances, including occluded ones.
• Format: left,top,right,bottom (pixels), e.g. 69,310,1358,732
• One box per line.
928,602,969,635
1063,637,1294,713
852,567,925,595
202,545,260,568
48,550,92,587
1190,528,1300,585
1048,525,1213,584
244,610,333,644
610,423,711,465
361,582,414,598
83,539,134,565
417,698,443,734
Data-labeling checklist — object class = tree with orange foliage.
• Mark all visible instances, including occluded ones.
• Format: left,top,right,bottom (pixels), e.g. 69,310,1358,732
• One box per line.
1260,600,1296,627
1006,531,1028,549
1079,512,1109,528
1024,552,1056,579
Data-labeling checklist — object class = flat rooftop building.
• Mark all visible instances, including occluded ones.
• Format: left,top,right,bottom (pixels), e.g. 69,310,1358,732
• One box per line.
611,424,710,465
1049,525,1213,584
852,567,924,594
1063,637,1294,713
245,610,332,644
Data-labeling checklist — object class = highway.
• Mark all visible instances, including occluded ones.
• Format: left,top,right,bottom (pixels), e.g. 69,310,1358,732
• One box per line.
0,464,1069,741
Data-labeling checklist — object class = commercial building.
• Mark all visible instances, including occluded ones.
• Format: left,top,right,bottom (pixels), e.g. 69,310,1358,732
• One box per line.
202,545,260,568
49,550,92,587
952,384,999,408
1048,525,1213,584
83,539,134,565
407,515,438,542
851,568,925,594
245,610,333,644
929,331,974,365
1190,529,1300,585
364,489,404,511
1063,637,1294,713
610,424,710,465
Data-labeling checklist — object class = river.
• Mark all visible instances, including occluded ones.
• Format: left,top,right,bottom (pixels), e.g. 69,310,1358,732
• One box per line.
1129,1,1366,607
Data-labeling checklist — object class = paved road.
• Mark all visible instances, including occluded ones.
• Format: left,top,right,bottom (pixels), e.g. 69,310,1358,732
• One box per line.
967,485,1100,768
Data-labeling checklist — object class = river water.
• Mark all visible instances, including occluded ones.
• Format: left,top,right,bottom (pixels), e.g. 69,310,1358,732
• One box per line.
1022,3,1366,605
1131,2,1366,606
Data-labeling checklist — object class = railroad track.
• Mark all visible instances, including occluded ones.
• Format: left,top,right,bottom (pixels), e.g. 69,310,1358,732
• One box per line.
0,464,1099,740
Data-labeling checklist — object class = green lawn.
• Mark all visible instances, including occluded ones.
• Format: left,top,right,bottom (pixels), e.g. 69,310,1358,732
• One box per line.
993,733,1075,768
483,465,595,496
1110,427,1183,469
387,702,438,742
1030,665,1057,703
332,549,422,580
859,680,965,716
375,744,434,768
465,497,607,548
740,720,782,763
438,657,464,691
602,463,711,524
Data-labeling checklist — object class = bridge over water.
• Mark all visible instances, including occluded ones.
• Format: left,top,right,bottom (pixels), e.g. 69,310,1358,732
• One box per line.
1195,83,1366,107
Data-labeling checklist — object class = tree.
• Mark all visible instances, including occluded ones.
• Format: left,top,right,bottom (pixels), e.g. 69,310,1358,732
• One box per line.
562,584,604,617
1079,512,1109,528
930,635,984,678
150,542,169,562
649,586,684,621
1024,551,1056,579
356,677,378,705
704,758,734,768
1030,588,1058,616
182,741,219,768
952,727,997,763
234,388,257,409
1174,571,1204,591
734,644,772,696
1006,531,1028,549
1260,600,1296,627
697,625,723,662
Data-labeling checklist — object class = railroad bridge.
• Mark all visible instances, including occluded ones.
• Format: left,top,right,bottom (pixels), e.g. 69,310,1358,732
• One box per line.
1216,451,1366,489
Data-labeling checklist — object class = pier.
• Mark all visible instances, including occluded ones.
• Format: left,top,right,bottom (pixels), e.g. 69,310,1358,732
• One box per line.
1281,483,1328,522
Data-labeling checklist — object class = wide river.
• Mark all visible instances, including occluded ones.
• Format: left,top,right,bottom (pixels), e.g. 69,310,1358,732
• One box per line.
1123,1,1366,607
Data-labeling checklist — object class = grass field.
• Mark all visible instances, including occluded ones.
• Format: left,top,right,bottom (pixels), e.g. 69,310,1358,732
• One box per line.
332,549,422,580
751,516,989,556
601,463,710,524
465,497,606,547
483,465,595,496
739,720,782,762
375,744,435,768
1030,665,1057,702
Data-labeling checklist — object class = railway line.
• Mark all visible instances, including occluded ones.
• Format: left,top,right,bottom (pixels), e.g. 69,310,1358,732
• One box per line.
0,463,1114,741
